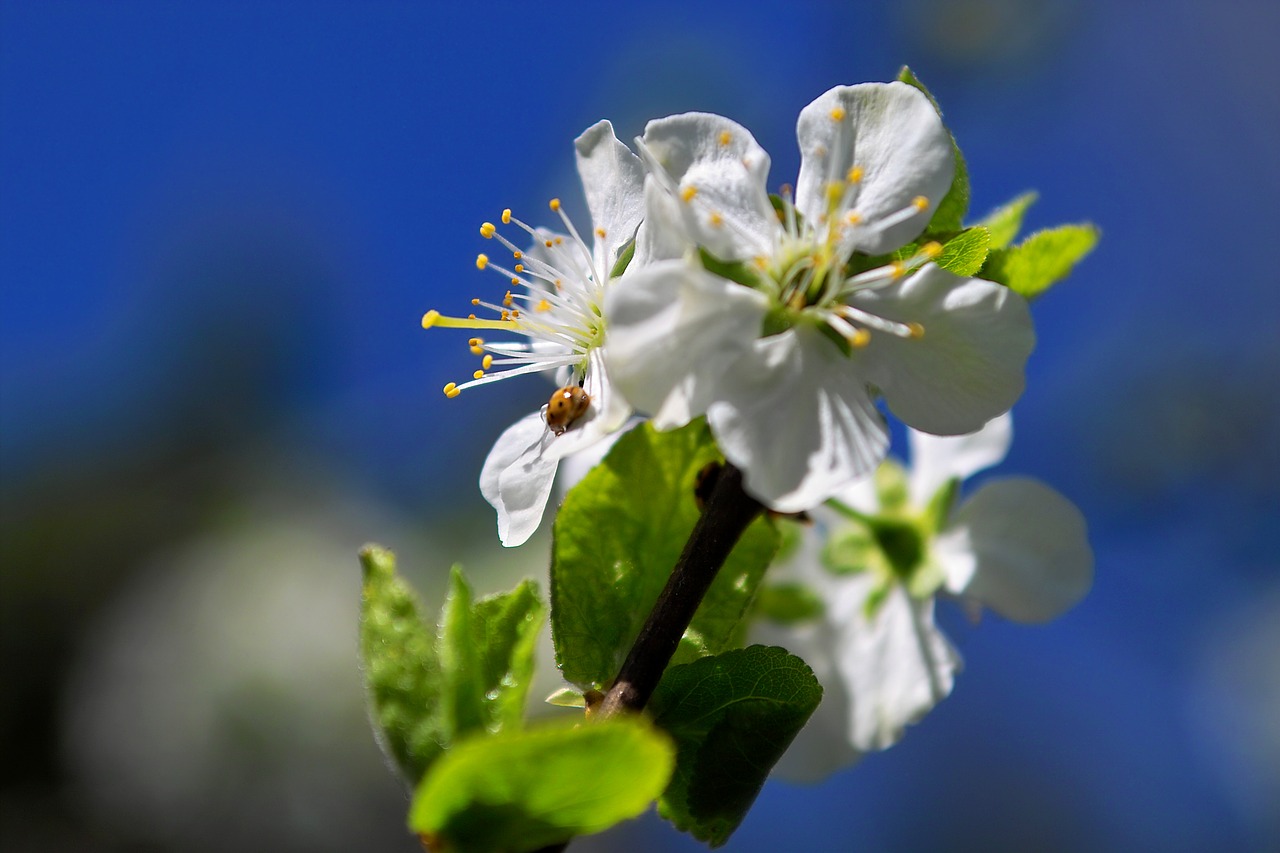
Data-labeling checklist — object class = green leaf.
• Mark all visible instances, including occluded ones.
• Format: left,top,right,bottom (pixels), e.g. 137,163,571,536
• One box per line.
409,719,675,853
977,191,1038,249
898,65,968,234
935,226,990,276
360,550,544,785
753,582,824,626
981,223,1100,299
470,577,545,732
609,238,636,278
552,421,779,689
650,646,822,847
698,247,762,289
359,545,446,783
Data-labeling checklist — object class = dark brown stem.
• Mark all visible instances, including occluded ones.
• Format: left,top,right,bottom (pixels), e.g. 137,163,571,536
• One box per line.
597,462,763,717
534,463,763,853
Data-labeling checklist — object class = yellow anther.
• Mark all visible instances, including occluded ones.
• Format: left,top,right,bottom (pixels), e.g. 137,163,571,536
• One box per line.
719,130,732,145
501,208,512,224
846,211,862,225
469,345,483,355
681,185,698,203
535,299,551,312
481,354,493,369
595,227,606,238
830,106,846,121
549,198,561,211
753,256,768,269
510,309,520,318
709,212,724,228
554,279,563,289
851,328,871,348
846,165,864,183
514,264,524,272
500,309,510,321
421,309,441,329
473,369,485,380
544,239,554,248
554,236,562,245
467,313,477,319
510,277,520,285
512,250,522,259
913,195,929,210
908,322,925,339
468,337,483,346
921,241,943,259
503,291,513,307
891,261,907,279
443,382,460,398
471,298,481,305
476,254,489,270
826,181,845,203
480,222,496,238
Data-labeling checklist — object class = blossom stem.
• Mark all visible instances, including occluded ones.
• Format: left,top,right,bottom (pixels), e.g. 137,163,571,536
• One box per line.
597,461,764,717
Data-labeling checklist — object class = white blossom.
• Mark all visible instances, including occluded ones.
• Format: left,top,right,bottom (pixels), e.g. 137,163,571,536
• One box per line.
755,414,1093,780
607,83,1034,512
422,121,644,546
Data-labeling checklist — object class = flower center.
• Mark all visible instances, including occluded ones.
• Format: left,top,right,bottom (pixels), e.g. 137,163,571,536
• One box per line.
420,200,608,398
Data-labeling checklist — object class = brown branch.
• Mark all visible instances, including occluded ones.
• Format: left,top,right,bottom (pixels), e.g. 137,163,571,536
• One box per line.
597,461,763,717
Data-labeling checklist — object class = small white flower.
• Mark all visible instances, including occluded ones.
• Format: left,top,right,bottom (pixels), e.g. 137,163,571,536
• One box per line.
754,414,1094,780
607,83,1035,512
421,120,644,546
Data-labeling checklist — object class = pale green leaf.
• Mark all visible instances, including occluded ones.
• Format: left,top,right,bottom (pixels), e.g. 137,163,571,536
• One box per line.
977,191,1038,249
982,223,1100,298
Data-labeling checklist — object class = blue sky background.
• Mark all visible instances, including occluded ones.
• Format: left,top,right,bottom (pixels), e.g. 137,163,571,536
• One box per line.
2,1,1278,851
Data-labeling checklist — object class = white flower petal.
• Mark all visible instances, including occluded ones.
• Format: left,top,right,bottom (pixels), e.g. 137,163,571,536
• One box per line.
478,413,559,548
574,119,645,272
795,82,954,255
937,478,1093,623
907,412,1013,506
640,112,777,261
856,265,1034,436
829,577,960,752
706,326,889,512
631,174,692,266
605,260,768,430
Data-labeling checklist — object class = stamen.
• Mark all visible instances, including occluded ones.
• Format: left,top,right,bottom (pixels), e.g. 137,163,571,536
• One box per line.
681,185,698,203
913,195,929,210
443,382,460,398
476,254,489,270
480,222,496,238
469,344,484,355
830,106,846,121
709,212,724,228
846,165,864,184
549,198,561,211
908,322,925,339
473,370,485,379
535,299,551,312
719,130,732,145
836,304,918,338
501,208,512,224
421,309,518,332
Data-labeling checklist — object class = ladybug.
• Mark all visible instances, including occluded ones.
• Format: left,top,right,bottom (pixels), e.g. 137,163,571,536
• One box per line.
545,385,590,436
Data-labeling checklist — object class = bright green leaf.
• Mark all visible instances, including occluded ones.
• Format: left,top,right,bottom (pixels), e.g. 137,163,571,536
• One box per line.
409,719,675,853
359,545,446,783
982,223,1100,299
438,568,487,738
935,226,990,276
471,578,545,732
552,421,779,689
978,191,1038,249
898,66,969,234
650,646,822,847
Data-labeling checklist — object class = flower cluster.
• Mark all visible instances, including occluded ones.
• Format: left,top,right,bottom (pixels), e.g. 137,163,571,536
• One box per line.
425,81,1035,543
